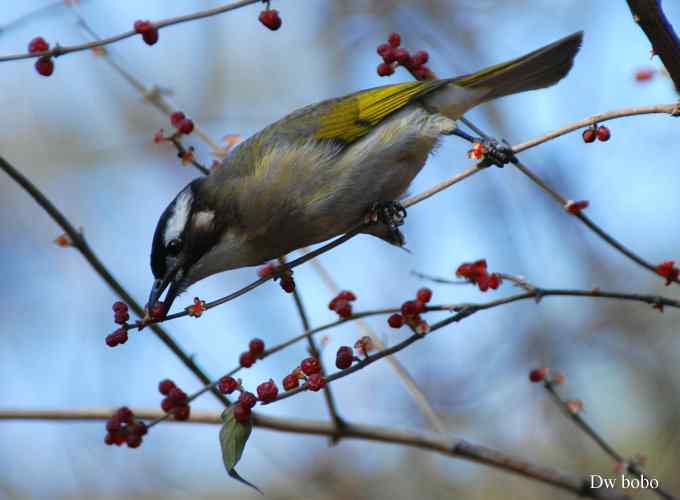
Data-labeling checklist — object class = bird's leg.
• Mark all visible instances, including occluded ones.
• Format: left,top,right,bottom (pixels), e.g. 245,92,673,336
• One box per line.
446,127,516,168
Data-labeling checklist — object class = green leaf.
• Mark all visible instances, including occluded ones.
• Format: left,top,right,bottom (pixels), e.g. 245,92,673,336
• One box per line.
219,408,261,494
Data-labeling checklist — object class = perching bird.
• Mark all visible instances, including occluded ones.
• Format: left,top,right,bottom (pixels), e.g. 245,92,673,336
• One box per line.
148,32,583,313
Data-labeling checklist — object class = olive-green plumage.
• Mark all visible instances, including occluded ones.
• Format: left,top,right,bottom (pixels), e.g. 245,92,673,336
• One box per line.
149,32,583,310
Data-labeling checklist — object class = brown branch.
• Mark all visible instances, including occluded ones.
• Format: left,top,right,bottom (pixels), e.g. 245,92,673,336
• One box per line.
0,408,629,500
543,381,676,500
627,0,680,92
281,257,345,443
0,0,262,62
302,251,448,433
0,155,230,409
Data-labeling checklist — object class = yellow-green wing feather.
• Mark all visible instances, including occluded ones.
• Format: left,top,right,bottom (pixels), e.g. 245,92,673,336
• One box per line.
316,80,449,143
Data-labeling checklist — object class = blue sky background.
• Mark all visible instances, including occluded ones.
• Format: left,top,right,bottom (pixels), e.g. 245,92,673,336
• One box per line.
1,1,680,498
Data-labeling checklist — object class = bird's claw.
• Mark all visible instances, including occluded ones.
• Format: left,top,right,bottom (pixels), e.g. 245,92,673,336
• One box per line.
478,138,515,168
366,201,407,232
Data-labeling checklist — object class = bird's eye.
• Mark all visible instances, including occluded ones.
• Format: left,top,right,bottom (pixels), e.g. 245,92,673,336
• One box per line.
166,238,182,256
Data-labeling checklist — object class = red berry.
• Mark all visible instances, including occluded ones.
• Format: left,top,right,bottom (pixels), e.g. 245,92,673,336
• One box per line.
28,36,49,53
414,300,426,313
377,63,395,77
105,433,115,445
307,373,326,392
256,379,279,403
328,297,340,310
168,387,188,405
149,301,166,320
106,417,121,432
334,299,352,318
116,406,133,423
280,276,295,293
401,300,417,317
335,346,354,369
218,376,239,394
177,118,194,135
158,379,176,395
596,125,611,142
487,273,502,290
35,56,54,77
114,310,129,324
133,20,152,33
239,391,257,409
160,397,174,413
413,66,431,80
377,43,392,57
529,367,550,383
656,260,679,285
233,403,251,423
112,301,128,313
249,338,265,358
282,373,299,391
170,111,185,127
383,49,397,64
142,28,159,45
412,50,429,66
337,290,356,301
566,200,589,215
388,32,401,47
173,404,191,421
634,68,656,82
300,357,322,376
416,287,432,303
126,433,142,448
394,48,410,64
105,334,118,347
259,9,282,31
106,328,128,347
239,351,255,368
582,128,596,143
131,421,148,436
387,313,404,328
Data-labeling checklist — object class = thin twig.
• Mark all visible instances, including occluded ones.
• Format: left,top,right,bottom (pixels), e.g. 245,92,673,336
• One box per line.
302,250,448,433
544,381,677,500
0,0,263,62
281,257,345,442
0,408,629,500
0,155,230,409
626,0,680,93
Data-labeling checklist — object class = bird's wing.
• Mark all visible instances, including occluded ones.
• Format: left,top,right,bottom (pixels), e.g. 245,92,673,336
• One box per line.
314,79,450,143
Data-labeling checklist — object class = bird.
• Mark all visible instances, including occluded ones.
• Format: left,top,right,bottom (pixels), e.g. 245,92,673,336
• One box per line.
147,31,583,314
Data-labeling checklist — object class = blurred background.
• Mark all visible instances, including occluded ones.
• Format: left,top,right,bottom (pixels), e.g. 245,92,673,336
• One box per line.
1,1,680,499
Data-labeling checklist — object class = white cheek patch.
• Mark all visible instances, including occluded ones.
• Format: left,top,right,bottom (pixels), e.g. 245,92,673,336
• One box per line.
193,210,215,231
164,189,193,245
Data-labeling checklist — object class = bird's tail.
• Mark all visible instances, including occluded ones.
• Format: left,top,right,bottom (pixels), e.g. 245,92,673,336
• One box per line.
453,31,583,101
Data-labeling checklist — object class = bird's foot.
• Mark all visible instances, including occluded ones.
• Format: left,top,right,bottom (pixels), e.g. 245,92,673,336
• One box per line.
366,201,407,233
448,127,515,168
471,138,515,168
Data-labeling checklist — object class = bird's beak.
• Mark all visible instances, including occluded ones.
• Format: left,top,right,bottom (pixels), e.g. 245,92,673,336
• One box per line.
147,266,182,315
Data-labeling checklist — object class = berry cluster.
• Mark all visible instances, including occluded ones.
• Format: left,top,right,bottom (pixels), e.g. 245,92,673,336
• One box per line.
186,297,206,318
170,111,195,135
239,338,266,368
215,374,260,423
105,407,148,448
328,290,357,318
257,261,295,293
335,345,356,369
456,259,502,292
29,36,54,77
565,199,589,215
159,379,191,420
656,260,679,285
582,125,610,143
281,356,326,392
259,7,282,30
387,288,432,334
133,20,159,46
376,32,432,80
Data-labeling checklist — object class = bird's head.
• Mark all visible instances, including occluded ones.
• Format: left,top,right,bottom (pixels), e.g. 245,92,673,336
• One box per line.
147,178,236,314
